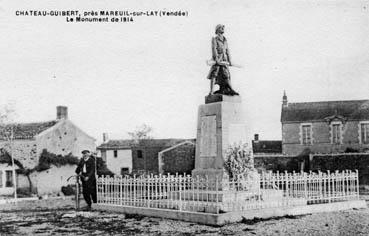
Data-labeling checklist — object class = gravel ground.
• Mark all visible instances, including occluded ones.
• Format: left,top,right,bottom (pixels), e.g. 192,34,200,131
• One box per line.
1,198,369,235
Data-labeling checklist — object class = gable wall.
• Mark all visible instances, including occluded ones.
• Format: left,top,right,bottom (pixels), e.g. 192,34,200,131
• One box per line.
36,120,96,158
161,143,195,175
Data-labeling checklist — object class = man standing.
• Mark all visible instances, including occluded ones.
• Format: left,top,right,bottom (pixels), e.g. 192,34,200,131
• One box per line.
75,150,97,210
208,24,239,96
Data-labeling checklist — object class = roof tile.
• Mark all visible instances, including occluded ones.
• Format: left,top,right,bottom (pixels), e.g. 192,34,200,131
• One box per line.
281,100,369,122
0,120,58,140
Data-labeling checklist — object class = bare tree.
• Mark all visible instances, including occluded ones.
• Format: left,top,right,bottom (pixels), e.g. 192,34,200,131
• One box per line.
0,103,18,199
0,103,16,124
127,124,154,174
127,124,153,144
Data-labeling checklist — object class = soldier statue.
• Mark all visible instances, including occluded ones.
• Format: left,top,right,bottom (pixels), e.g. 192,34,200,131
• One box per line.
207,24,239,96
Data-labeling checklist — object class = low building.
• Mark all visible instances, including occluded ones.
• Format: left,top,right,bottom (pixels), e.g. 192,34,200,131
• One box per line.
132,139,194,175
97,137,133,176
252,134,282,155
0,106,96,195
158,140,195,175
97,137,195,176
281,92,369,155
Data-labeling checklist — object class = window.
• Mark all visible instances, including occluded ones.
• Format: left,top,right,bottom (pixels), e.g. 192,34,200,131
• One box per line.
113,150,118,158
137,150,143,158
301,124,312,145
332,123,341,144
361,123,369,144
121,168,129,176
5,170,13,187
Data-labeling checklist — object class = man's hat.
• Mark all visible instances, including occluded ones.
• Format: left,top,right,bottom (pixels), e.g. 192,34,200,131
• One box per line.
215,24,224,34
81,150,90,154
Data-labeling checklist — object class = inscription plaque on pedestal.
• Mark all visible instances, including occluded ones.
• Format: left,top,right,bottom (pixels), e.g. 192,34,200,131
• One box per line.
199,115,217,157
193,95,248,179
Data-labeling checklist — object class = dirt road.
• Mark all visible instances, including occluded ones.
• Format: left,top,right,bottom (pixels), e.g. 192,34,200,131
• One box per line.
1,198,369,235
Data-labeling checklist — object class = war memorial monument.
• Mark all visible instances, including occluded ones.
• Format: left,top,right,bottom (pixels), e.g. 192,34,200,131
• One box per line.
93,25,366,225
192,24,250,181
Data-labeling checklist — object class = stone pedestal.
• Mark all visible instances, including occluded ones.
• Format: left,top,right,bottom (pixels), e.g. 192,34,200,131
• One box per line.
192,94,249,180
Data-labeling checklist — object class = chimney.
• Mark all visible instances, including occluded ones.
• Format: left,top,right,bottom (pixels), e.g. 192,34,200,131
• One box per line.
103,133,109,142
282,90,288,107
254,134,259,142
56,106,68,120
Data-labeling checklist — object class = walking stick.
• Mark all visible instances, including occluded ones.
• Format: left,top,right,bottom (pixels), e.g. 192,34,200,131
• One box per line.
67,174,81,210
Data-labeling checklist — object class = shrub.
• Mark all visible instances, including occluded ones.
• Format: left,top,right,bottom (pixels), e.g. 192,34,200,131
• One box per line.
61,185,75,196
224,143,254,178
96,157,114,176
35,149,79,171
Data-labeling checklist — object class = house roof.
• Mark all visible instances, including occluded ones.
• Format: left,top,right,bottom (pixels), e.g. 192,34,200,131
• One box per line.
0,120,59,141
97,139,135,150
97,139,195,150
281,100,369,123
252,140,282,154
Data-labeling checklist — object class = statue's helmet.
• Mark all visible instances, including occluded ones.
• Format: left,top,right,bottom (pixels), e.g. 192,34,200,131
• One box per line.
215,24,224,34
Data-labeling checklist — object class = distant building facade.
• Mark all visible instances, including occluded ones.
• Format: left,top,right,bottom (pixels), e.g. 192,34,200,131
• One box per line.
132,139,194,175
97,138,195,176
252,134,282,155
158,140,195,175
0,106,96,195
281,92,369,155
97,137,133,176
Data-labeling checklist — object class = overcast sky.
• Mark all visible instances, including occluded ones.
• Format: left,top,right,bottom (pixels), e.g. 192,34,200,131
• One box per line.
1,0,369,144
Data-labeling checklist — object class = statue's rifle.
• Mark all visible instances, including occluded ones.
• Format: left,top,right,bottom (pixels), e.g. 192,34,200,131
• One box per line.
206,60,243,68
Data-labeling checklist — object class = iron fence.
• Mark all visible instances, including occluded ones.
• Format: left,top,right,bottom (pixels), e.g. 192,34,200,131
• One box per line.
96,170,359,214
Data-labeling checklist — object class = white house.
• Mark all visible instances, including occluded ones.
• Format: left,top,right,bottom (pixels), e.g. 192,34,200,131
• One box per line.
0,106,96,195
97,137,133,175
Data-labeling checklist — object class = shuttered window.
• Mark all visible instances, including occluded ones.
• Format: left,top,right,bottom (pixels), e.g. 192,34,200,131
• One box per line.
332,123,341,144
302,125,312,145
361,123,369,144
5,170,13,187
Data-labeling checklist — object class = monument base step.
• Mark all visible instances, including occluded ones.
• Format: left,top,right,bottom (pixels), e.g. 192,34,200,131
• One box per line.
168,197,307,214
169,189,284,203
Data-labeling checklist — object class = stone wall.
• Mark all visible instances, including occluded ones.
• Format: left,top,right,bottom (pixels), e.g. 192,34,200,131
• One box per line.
255,153,369,185
254,155,304,173
0,140,38,169
282,121,369,155
132,146,163,175
161,143,195,175
309,153,369,185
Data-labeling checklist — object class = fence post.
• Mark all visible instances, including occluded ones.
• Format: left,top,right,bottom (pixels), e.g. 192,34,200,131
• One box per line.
119,176,122,205
356,169,359,200
284,171,289,206
327,170,331,203
179,174,182,209
318,171,322,203
215,176,219,214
